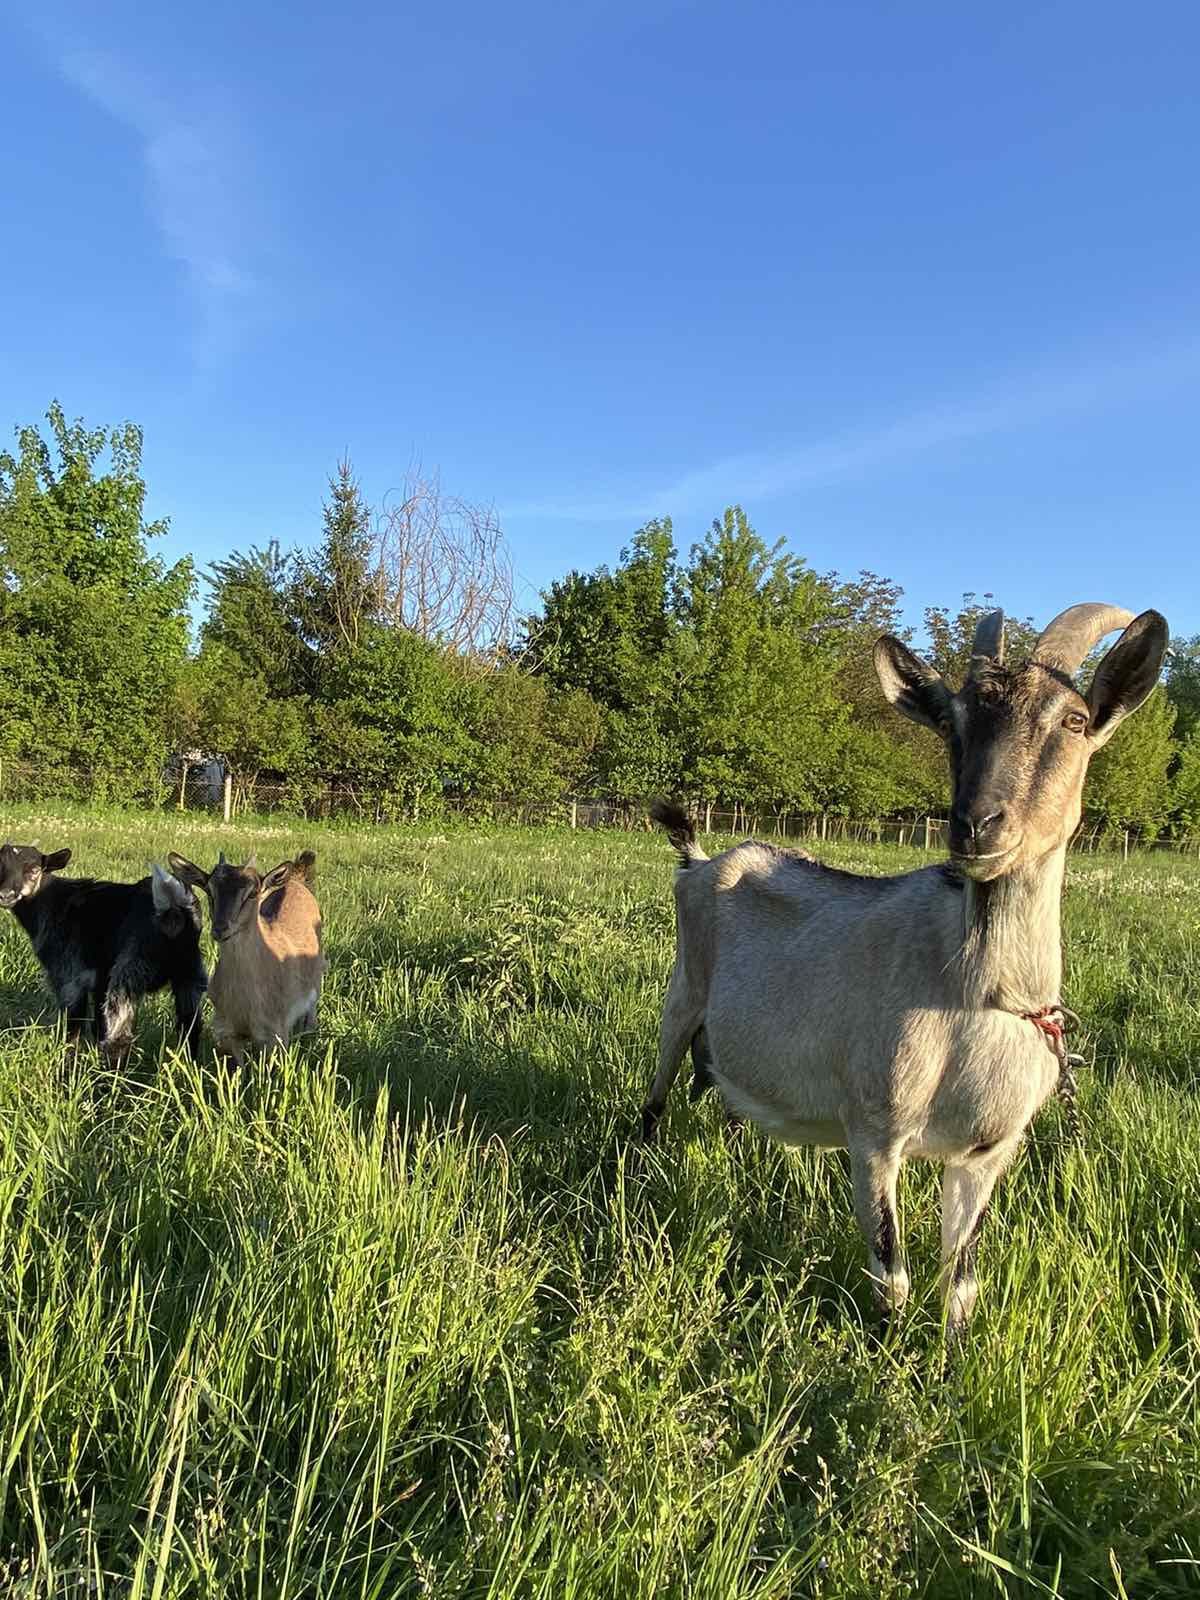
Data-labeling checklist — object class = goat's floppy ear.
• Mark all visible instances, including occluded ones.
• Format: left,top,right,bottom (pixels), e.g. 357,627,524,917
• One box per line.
873,636,952,735
1086,610,1169,749
168,852,210,891
41,848,71,873
259,861,291,896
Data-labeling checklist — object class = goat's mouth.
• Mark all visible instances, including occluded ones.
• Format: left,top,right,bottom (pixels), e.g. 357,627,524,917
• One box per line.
949,840,1023,880
0,891,17,908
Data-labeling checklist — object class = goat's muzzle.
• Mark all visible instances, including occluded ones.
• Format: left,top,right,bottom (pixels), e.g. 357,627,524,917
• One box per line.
949,807,1023,879
948,841,1022,881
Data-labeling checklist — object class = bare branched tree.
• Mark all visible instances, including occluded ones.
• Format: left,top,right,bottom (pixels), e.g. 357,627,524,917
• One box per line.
372,470,514,660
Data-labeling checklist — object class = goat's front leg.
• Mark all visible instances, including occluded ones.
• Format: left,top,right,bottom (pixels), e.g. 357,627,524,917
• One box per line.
849,1145,909,1315
172,975,206,1060
939,1150,1010,1337
212,1030,248,1069
58,976,92,1051
63,1003,90,1050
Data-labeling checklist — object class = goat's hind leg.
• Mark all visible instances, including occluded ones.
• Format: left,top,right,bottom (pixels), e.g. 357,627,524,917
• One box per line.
688,1026,743,1142
849,1144,909,1317
639,976,702,1142
97,984,136,1067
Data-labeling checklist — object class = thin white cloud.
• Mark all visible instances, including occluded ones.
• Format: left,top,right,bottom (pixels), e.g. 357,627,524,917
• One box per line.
506,335,1200,523
54,44,256,371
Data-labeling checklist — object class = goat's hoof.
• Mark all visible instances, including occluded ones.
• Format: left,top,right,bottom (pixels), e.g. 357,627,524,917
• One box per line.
639,1105,661,1143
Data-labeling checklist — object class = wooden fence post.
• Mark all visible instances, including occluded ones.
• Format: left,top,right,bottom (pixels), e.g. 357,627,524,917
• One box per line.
223,774,232,824
570,797,578,829
924,815,932,850
178,761,189,812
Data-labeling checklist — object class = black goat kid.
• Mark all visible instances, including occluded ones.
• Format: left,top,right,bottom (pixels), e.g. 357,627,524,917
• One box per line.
0,844,207,1061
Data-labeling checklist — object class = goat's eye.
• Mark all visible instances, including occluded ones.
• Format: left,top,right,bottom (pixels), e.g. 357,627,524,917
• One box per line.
1062,711,1088,734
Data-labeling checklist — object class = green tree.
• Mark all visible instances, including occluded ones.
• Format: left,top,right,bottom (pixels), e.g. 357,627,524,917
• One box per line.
315,623,470,801
460,671,604,802
669,508,851,811
821,571,945,813
1084,686,1178,837
527,519,683,795
292,459,380,662
170,645,311,783
527,520,676,708
1171,735,1200,835
201,542,307,700
1164,636,1200,743
0,403,193,790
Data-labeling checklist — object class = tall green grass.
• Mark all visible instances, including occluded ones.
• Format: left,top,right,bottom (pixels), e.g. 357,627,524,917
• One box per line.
0,809,1196,1596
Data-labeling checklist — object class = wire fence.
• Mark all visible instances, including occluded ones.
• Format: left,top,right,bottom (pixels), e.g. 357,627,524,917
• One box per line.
2,759,1198,858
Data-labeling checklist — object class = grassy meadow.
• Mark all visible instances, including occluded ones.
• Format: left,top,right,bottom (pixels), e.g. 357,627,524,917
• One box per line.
0,807,1197,1598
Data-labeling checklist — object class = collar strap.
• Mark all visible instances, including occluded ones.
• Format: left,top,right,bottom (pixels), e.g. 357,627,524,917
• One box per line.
1021,1003,1074,1064
1021,1004,1085,1144
1023,1003,1065,1042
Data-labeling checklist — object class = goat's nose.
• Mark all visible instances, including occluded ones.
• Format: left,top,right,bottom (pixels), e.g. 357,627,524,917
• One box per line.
972,809,1007,847
951,805,1007,852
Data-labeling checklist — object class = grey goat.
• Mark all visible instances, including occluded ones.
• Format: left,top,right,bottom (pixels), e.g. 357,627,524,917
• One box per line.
641,602,1168,1333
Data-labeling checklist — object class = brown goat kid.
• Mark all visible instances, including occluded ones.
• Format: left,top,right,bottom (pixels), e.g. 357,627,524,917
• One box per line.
169,850,325,1066
642,602,1169,1336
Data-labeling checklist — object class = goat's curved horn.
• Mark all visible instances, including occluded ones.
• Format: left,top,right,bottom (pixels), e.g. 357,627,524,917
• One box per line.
967,609,1004,676
245,854,258,873
218,850,226,866
1033,604,1135,676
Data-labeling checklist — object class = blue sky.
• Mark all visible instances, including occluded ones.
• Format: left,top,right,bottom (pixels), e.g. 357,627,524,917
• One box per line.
3,0,1198,641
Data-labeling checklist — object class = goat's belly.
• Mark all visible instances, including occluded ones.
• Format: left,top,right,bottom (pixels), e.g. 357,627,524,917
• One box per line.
49,964,96,1008
704,991,846,1131
707,1067,846,1148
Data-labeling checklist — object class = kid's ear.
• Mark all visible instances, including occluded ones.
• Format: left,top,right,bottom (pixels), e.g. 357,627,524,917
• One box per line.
259,862,291,896
168,852,210,891
41,848,72,873
151,863,191,913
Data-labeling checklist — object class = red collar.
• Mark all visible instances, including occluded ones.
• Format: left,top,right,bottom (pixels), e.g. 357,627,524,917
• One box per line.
1022,1004,1068,1058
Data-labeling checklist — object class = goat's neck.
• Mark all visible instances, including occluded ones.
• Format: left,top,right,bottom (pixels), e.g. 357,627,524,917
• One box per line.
11,893,49,945
958,845,1066,1014
225,909,270,966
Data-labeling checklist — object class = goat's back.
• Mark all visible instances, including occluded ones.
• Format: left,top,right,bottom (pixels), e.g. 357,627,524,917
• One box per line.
259,876,323,960
673,842,967,1103
18,876,202,982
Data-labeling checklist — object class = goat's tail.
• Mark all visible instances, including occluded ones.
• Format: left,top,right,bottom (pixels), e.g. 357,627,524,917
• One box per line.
293,850,318,884
649,799,708,869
